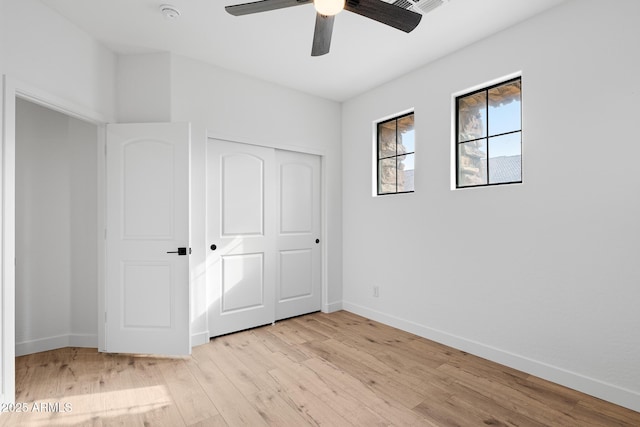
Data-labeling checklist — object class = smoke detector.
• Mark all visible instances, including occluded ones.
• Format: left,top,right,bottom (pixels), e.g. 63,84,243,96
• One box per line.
160,4,181,20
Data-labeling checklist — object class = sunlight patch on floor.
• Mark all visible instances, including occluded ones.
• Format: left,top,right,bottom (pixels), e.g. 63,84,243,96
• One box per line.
20,385,172,426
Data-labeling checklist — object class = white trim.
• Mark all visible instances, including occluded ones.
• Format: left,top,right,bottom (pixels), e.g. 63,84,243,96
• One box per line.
206,131,326,157
69,333,98,348
374,107,415,127
12,80,112,125
320,155,329,315
1,75,17,404
342,300,640,413
323,301,343,313
97,126,107,352
191,331,209,347
16,334,98,357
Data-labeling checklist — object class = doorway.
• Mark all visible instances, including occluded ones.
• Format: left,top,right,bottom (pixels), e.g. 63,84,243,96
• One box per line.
15,98,99,356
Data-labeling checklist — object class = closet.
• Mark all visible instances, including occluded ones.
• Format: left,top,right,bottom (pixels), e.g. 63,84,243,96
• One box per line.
206,139,322,337
15,98,98,356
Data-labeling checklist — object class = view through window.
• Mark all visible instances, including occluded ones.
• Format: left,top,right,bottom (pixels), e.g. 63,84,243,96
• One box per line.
377,112,415,195
456,77,522,188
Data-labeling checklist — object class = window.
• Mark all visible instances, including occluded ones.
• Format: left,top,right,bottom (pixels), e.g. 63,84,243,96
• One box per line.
456,77,522,188
377,112,415,195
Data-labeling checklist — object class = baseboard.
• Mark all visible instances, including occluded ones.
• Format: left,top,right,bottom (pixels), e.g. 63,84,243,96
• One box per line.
323,300,343,313
68,333,98,348
16,333,98,357
342,301,640,413
191,330,210,347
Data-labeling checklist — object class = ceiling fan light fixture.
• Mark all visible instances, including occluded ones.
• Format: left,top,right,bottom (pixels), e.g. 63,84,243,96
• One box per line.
314,0,345,16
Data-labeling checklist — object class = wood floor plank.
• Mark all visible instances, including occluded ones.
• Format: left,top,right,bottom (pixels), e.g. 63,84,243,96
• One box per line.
282,355,391,426
442,381,550,427
158,357,219,425
437,363,581,426
218,330,280,374
303,338,428,408
572,397,640,426
6,311,640,426
279,316,333,343
189,346,269,426
267,365,356,426
187,414,228,427
209,335,316,425
303,356,437,426
287,315,341,339
251,325,313,363
100,355,185,427
319,336,440,400
443,353,580,414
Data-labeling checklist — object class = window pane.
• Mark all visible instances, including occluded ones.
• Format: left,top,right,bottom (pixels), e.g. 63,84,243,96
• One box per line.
458,92,486,142
397,153,415,192
378,158,396,194
397,114,415,154
488,132,521,184
489,80,521,136
458,140,487,187
378,120,397,159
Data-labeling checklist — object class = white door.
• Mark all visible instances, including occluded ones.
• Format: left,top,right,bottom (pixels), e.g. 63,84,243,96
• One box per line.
106,123,190,355
206,139,321,337
275,150,322,320
206,139,276,337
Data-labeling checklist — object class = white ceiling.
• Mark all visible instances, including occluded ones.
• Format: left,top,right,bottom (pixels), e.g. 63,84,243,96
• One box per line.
38,0,568,101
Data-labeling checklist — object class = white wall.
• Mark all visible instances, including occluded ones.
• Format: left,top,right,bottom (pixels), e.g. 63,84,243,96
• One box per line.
15,99,70,353
341,0,640,411
0,0,4,74
15,98,98,356
68,113,99,342
1,0,116,119
168,55,343,344
117,53,172,123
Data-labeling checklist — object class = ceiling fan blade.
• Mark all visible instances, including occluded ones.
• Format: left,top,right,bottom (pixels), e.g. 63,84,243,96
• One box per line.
225,0,312,16
344,0,422,33
311,13,335,56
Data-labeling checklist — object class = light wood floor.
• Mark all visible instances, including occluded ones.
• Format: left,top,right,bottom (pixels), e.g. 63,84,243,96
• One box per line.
2,311,639,426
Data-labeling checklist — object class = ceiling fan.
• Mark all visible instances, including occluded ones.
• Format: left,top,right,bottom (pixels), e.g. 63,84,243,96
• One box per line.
225,0,422,56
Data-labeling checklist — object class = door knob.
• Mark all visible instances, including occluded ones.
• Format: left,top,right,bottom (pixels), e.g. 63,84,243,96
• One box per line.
167,247,190,256
210,244,217,251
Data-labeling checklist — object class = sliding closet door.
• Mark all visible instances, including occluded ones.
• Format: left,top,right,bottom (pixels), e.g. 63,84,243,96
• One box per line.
275,150,322,320
206,139,277,337
206,139,321,337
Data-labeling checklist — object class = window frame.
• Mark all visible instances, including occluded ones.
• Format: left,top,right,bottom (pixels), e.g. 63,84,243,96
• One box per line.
455,76,522,189
376,111,415,196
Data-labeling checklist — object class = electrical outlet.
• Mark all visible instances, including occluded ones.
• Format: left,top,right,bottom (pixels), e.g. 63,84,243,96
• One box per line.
373,286,379,298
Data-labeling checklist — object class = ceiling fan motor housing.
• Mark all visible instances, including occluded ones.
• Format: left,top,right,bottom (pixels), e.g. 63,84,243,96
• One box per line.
389,0,448,15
